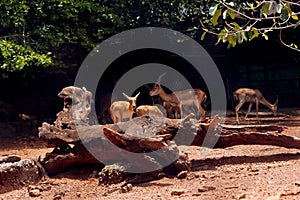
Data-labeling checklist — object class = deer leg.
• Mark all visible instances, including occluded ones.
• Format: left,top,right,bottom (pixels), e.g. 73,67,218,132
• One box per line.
198,104,205,121
119,113,123,122
110,113,117,124
255,98,259,122
235,100,245,124
245,103,253,119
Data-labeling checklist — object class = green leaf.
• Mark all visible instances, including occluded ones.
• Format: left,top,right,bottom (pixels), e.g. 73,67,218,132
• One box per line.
237,33,242,44
250,27,259,40
227,9,235,19
276,3,283,14
230,22,240,29
212,9,222,26
227,34,237,47
241,32,248,41
201,31,206,41
262,33,268,40
281,8,289,21
295,20,300,29
216,29,227,45
209,4,218,16
291,13,299,20
246,2,254,10
262,2,270,16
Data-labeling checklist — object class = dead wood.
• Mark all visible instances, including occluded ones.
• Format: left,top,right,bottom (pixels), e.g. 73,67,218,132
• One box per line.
38,86,300,177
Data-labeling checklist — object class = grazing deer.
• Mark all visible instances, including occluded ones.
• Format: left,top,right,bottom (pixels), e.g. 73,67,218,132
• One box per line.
110,92,140,123
136,105,164,117
149,74,207,120
233,88,278,124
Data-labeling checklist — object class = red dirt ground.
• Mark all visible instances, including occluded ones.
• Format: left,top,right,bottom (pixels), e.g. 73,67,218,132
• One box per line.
1,112,300,200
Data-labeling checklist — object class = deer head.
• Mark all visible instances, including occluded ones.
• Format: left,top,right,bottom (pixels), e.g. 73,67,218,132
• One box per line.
123,92,140,110
149,72,166,97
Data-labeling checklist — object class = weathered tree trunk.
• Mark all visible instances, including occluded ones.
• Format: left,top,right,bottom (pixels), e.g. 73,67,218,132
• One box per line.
38,86,300,176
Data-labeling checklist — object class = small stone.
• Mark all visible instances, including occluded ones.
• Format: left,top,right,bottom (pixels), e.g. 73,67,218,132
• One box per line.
53,194,62,200
177,171,188,179
198,185,216,192
250,167,259,172
192,193,202,196
238,193,246,199
120,183,133,193
29,189,41,197
295,181,300,186
266,194,281,200
76,192,81,197
171,189,186,196
90,170,99,178
54,189,66,196
0,155,21,164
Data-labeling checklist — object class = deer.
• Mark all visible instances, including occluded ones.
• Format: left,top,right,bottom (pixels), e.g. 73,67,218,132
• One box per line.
233,88,278,124
110,92,140,123
149,74,207,121
136,105,164,117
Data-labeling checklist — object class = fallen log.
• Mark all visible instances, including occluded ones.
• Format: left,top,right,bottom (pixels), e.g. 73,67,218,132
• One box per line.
190,117,300,149
38,86,300,177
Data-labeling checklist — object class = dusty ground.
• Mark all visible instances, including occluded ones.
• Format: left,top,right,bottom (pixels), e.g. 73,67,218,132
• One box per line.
1,111,300,200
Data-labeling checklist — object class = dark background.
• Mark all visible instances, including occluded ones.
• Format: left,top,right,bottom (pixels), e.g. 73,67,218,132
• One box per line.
0,34,299,125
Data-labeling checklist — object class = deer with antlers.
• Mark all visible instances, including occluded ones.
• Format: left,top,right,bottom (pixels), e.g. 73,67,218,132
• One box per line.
149,73,207,121
233,88,278,124
110,92,140,123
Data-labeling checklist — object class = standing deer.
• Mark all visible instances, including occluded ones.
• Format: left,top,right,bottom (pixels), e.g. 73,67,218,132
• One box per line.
110,92,140,123
233,88,278,124
149,74,207,121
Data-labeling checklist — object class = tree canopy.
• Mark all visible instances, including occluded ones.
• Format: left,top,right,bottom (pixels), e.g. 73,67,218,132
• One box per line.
198,0,300,51
0,0,299,78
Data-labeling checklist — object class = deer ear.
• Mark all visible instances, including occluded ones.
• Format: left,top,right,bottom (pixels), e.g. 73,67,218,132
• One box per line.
135,92,140,98
123,93,130,100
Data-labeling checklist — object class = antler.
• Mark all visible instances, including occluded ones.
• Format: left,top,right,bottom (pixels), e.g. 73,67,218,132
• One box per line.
157,72,167,84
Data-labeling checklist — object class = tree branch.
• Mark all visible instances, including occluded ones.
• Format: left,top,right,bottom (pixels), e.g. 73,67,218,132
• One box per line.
279,28,300,52
280,0,300,7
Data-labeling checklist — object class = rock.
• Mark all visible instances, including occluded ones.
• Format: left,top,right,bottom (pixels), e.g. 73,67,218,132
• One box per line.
238,193,246,199
177,170,188,179
90,170,99,178
266,194,281,200
29,189,41,197
76,192,81,197
171,189,187,196
295,181,300,186
198,185,216,192
0,159,41,193
0,155,21,164
54,189,66,197
120,183,133,193
98,164,126,185
250,167,259,172
53,194,62,200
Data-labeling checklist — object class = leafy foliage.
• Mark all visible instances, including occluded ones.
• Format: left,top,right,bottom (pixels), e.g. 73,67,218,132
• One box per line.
0,40,51,78
198,0,300,51
0,0,125,77
1,0,299,79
